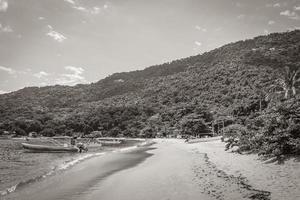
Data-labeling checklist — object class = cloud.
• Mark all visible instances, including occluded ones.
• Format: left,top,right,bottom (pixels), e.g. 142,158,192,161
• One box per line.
55,66,87,85
0,90,8,94
268,20,275,25
0,24,13,33
294,6,300,11
73,6,88,11
264,29,269,35
91,7,100,14
46,25,67,42
47,31,67,42
34,71,49,79
0,0,8,12
38,17,45,20
103,4,109,9
280,10,300,20
273,3,281,8
0,66,16,74
64,0,75,5
288,26,300,31
195,25,207,32
195,41,202,46
64,0,111,15
65,66,84,75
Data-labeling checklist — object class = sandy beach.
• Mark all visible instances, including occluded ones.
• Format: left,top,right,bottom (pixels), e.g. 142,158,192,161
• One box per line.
4,139,300,200
187,139,300,200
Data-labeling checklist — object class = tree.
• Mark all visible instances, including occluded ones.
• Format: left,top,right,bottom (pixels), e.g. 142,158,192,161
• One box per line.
270,66,300,99
245,46,300,100
40,128,55,137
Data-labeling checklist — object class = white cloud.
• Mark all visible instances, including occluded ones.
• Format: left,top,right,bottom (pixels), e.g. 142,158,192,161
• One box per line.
65,66,84,75
46,25,67,42
273,3,281,8
34,71,49,79
264,29,269,35
55,66,87,85
288,26,300,31
268,20,275,25
73,6,87,11
91,7,100,14
103,4,109,9
195,41,202,46
64,0,111,15
0,90,8,94
0,66,16,74
294,6,300,11
64,0,75,5
0,0,8,12
280,10,300,20
195,25,207,32
38,17,45,20
0,24,13,33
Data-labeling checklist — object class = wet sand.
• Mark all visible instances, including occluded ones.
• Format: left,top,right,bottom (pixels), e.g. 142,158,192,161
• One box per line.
5,139,289,200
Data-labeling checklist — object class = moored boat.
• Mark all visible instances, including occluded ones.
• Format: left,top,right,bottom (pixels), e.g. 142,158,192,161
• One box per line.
22,143,79,152
96,139,122,145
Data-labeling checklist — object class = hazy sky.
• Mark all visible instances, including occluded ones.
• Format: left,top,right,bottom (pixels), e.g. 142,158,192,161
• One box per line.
0,0,299,93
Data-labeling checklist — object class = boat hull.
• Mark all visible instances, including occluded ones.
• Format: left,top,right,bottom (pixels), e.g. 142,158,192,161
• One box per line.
22,143,79,152
96,139,122,146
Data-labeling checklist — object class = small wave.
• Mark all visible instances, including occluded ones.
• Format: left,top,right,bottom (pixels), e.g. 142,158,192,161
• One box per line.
0,142,152,197
0,152,105,197
58,152,106,170
0,167,57,196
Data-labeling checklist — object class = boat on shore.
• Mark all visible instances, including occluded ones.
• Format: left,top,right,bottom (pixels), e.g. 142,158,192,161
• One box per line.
22,143,79,152
96,139,122,146
186,136,222,144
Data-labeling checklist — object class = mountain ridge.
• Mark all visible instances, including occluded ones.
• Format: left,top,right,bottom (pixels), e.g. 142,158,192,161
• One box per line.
0,30,299,139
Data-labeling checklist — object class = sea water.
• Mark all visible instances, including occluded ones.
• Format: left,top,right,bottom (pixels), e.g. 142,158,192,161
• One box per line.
0,138,141,196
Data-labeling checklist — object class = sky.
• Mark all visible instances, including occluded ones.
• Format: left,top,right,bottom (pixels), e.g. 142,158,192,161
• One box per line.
0,0,300,93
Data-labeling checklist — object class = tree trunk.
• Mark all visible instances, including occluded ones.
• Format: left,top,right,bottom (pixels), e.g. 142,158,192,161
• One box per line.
284,89,290,99
292,86,296,97
259,99,262,112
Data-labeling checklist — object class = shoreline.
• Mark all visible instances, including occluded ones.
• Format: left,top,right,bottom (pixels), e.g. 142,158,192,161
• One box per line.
0,139,150,198
5,143,155,200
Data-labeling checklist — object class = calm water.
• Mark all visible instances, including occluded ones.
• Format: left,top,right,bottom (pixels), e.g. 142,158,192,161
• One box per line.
0,138,139,196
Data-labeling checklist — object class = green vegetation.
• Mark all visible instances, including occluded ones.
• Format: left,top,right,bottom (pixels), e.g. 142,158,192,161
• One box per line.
0,30,299,158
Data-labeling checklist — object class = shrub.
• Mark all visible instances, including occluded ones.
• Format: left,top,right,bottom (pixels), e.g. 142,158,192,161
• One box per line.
40,128,55,137
258,98,300,157
222,124,247,151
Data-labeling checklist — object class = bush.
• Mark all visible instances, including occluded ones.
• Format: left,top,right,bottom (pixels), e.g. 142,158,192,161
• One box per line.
222,124,247,151
40,128,55,137
258,99,300,157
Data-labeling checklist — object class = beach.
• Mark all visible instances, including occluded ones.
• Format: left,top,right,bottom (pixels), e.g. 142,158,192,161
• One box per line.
3,139,300,200
187,139,300,200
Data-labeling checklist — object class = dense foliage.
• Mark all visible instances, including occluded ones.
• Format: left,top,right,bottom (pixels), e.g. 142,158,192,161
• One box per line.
0,30,299,157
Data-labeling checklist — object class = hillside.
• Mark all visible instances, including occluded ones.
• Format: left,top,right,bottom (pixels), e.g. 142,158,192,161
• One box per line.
0,30,299,153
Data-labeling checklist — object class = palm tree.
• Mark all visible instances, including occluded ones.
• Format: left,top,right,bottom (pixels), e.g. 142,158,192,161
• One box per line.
267,66,300,100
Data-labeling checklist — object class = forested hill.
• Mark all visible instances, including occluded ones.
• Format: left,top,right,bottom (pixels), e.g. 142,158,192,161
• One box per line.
0,30,299,146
